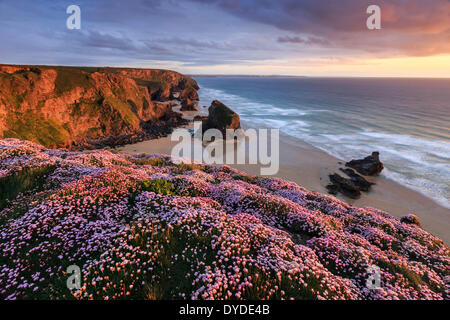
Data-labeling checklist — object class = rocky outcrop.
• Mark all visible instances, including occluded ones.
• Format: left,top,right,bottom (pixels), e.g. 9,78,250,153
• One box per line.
202,100,240,136
0,65,198,149
179,86,199,101
327,174,361,199
115,67,199,102
340,168,374,191
179,87,200,111
180,99,198,111
346,152,384,176
327,164,375,199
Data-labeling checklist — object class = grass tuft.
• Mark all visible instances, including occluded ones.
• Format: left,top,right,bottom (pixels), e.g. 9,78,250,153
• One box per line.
142,178,175,195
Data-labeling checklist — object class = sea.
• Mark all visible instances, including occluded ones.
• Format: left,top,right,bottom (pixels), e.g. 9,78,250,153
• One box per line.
193,76,450,209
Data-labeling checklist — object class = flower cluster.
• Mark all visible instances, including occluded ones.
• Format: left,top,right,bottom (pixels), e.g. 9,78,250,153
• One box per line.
0,139,448,300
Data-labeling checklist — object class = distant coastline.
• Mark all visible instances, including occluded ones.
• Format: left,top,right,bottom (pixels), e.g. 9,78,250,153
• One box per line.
190,74,309,78
191,74,450,79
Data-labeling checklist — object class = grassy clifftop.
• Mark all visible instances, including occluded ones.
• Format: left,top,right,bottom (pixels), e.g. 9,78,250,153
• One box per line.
0,65,198,148
0,139,448,300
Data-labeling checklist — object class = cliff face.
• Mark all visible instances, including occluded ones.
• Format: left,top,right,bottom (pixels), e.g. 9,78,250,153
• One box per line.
0,65,199,148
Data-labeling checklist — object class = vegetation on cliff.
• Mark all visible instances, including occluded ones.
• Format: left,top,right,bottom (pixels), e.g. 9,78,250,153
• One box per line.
0,65,198,149
0,139,448,300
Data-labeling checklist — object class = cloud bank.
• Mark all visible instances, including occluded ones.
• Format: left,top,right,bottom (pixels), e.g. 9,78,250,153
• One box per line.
0,0,448,75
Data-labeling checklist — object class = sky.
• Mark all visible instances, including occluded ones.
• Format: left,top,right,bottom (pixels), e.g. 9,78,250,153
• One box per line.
0,0,449,77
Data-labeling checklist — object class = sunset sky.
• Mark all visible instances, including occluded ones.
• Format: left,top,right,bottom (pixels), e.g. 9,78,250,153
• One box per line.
0,0,449,77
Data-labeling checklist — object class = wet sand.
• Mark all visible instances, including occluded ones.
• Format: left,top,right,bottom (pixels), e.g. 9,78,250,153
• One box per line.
116,112,449,244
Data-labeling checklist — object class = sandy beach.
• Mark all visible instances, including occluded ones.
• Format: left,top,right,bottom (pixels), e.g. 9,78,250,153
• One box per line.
116,111,449,244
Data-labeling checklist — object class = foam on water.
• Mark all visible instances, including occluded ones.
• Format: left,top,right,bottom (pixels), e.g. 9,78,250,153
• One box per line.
196,80,450,209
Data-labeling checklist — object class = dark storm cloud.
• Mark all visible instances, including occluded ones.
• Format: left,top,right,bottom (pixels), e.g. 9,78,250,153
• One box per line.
194,0,450,33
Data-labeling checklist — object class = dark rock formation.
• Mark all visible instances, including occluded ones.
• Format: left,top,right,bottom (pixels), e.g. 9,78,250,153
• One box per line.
73,111,189,150
340,168,374,191
180,98,198,111
179,86,199,111
400,214,422,228
325,183,339,196
202,100,241,136
327,174,361,199
179,87,199,101
346,152,384,176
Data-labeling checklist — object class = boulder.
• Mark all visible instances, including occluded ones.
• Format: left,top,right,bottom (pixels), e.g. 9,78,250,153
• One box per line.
327,174,361,199
202,100,240,136
346,152,384,176
340,168,374,191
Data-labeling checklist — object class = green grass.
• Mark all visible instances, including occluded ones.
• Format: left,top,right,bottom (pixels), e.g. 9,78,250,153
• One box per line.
130,158,202,172
103,95,140,127
4,112,71,147
132,157,173,167
54,69,92,94
70,97,104,117
233,175,256,184
375,259,424,290
133,78,163,91
174,162,203,173
0,165,56,210
142,178,175,195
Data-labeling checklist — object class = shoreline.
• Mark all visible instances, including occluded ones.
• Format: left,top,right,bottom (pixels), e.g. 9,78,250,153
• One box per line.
116,117,449,244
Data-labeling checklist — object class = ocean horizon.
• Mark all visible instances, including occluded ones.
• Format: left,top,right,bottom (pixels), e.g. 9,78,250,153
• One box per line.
194,76,450,209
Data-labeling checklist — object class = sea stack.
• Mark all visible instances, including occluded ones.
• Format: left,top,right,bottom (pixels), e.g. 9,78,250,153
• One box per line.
202,100,241,136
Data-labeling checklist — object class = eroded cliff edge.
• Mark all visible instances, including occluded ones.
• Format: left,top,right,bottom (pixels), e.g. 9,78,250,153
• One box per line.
0,65,199,149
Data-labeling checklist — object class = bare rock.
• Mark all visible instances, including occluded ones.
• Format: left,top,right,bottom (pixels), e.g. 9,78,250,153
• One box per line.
346,152,384,176
340,168,374,191
328,174,361,199
202,100,241,136
180,98,198,111
179,87,199,101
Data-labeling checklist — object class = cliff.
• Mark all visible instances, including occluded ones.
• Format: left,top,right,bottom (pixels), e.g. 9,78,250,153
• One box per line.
0,139,448,300
0,65,199,149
